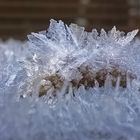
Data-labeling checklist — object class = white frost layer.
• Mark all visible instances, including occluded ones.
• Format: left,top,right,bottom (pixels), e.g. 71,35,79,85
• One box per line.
0,20,140,140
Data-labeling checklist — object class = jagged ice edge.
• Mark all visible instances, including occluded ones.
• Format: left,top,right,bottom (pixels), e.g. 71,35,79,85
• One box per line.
0,20,140,140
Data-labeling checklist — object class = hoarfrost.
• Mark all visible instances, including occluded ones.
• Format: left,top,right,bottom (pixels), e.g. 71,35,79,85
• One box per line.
0,20,140,140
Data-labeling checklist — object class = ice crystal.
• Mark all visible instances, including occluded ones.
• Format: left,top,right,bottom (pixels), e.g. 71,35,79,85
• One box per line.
25,19,139,97
0,20,140,140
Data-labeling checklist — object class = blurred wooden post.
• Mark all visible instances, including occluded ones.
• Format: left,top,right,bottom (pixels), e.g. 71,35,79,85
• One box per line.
128,0,140,29
76,0,90,27
0,0,139,39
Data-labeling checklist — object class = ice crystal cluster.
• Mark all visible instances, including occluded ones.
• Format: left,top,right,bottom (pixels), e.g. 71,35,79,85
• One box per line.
1,19,140,140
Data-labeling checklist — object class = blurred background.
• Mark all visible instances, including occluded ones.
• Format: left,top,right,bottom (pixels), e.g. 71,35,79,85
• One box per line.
0,0,140,40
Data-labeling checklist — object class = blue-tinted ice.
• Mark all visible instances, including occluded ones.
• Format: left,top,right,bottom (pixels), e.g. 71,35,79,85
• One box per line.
0,20,140,140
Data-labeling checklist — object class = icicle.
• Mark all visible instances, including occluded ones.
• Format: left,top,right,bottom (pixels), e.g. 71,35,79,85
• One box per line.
104,74,112,92
115,76,121,92
127,72,131,90
58,80,69,99
94,80,99,89
65,83,74,101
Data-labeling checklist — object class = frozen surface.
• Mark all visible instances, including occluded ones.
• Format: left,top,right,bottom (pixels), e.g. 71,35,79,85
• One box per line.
0,20,140,140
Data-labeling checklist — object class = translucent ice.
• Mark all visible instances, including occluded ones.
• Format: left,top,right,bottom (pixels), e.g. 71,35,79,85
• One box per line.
0,20,140,140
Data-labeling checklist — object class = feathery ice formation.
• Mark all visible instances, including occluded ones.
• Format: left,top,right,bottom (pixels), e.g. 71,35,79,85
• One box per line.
0,20,140,140
24,19,139,98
